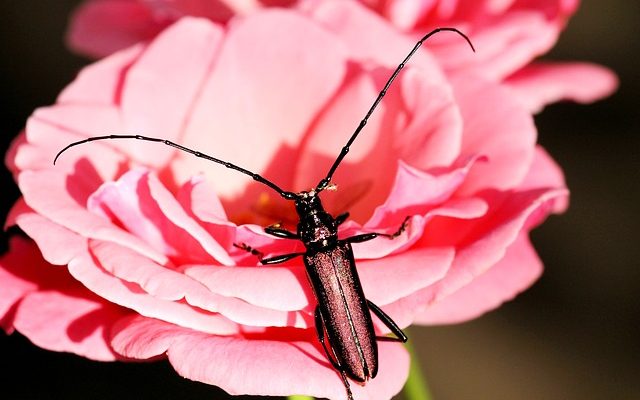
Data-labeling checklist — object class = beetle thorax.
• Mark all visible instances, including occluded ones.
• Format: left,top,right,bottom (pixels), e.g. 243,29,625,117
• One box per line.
295,191,337,251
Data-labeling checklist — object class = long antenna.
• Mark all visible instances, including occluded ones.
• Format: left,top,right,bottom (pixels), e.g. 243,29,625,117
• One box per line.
315,27,475,192
54,134,297,200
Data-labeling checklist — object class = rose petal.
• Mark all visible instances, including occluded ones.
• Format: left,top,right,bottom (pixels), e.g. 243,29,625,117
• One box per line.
307,0,445,78
111,315,410,400
119,18,224,167
89,240,309,328
415,233,542,324
67,247,239,335
175,10,348,200
19,169,168,265
505,61,619,113
59,44,144,104
0,237,126,360
452,73,537,195
8,199,86,266
14,290,124,361
67,0,163,58
0,237,41,329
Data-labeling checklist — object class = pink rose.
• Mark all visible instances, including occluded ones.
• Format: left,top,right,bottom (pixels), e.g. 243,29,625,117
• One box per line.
67,0,616,113
5,10,568,400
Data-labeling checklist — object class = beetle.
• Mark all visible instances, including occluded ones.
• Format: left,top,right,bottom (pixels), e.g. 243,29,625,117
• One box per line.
54,27,474,399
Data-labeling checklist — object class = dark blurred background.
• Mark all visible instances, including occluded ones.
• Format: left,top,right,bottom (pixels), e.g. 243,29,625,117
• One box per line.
0,1,637,399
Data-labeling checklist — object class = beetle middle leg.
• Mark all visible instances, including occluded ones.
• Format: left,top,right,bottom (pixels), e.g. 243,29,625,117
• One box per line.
315,306,354,400
367,300,408,343
344,216,411,244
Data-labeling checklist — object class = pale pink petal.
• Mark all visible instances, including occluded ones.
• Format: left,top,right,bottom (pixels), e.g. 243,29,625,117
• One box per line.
59,44,144,104
423,188,568,303
14,290,124,361
183,246,454,312
358,246,454,305
176,10,348,200
415,233,542,324
67,248,240,334
19,169,168,264
0,237,41,329
4,131,27,176
519,145,569,215
178,175,228,222
89,240,310,328
452,74,537,195
0,237,127,359
119,18,224,167
306,0,445,77
296,67,461,222
505,62,619,113
67,0,164,58
32,104,122,138
366,156,483,227
379,187,567,328
111,315,409,400
183,264,310,311
395,69,462,170
17,118,124,180
8,199,86,266
88,169,232,264
176,176,237,251
346,197,488,260
435,12,558,79
294,68,402,221
147,173,234,265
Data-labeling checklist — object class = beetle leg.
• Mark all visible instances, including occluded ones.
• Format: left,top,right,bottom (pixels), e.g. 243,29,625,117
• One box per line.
367,300,408,343
315,307,342,371
260,252,304,265
343,216,411,243
233,242,265,260
264,225,299,239
334,212,350,226
315,307,354,400
233,243,303,265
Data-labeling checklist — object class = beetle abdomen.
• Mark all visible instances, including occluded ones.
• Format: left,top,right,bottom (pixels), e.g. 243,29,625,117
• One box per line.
304,242,378,382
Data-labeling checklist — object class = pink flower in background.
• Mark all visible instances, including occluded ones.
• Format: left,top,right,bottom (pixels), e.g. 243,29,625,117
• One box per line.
67,0,616,113
4,7,587,400
67,0,297,57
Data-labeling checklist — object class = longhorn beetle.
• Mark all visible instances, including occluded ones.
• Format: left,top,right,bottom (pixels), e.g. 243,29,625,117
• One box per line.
54,28,474,400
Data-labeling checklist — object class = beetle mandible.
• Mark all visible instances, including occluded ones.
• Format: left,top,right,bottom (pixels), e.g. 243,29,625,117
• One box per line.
54,27,474,400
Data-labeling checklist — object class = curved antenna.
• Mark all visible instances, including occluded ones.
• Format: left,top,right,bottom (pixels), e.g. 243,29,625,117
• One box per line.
315,27,475,192
54,134,297,200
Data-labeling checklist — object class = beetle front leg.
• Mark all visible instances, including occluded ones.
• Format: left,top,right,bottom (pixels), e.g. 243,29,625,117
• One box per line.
344,216,411,244
264,224,299,239
367,300,408,343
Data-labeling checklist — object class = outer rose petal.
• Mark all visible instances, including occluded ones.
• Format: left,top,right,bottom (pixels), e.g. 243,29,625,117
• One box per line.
111,315,410,400
0,237,127,360
415,233,543,324
505,61,619,113
452,73,536,195
13,290,124,361
378,186,567,329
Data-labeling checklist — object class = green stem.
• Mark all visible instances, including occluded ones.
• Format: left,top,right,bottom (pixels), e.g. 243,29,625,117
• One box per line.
403,338,433,400
287,396,314,400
